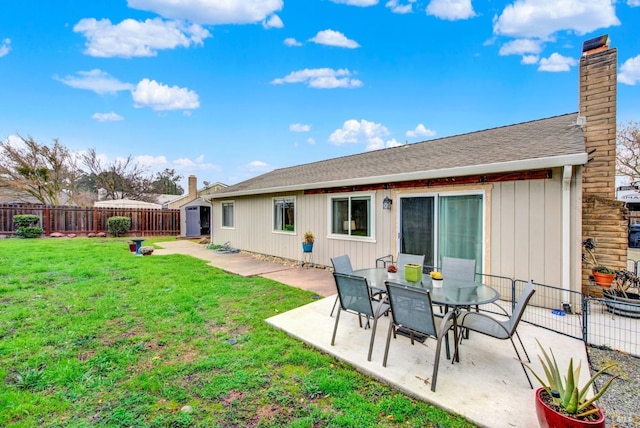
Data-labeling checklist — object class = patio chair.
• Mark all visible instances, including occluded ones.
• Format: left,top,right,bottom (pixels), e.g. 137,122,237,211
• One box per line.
330,255,354,316
382,281,455,392
440,257,477,316
441,257,476,281
376,253,426,270
459,280,536,388
331,272,390,361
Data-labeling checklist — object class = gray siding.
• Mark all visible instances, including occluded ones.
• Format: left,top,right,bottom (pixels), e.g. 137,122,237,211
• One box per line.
211,169,583,293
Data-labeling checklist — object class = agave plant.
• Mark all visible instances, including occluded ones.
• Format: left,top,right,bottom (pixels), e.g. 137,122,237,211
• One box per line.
521,339,618,419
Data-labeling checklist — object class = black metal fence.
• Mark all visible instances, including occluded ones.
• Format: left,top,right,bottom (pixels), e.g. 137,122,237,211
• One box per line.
474,274,639,357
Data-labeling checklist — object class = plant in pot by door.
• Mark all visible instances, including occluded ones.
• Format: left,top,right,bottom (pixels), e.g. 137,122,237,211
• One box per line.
520,339,618,428
302,231,314,253
582,238,616,288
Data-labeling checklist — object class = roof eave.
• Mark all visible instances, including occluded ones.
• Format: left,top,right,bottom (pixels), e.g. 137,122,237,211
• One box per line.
202,153,587,199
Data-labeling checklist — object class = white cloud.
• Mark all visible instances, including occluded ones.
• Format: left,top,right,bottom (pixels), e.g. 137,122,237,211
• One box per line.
173,155,220,171
309,30,360,48
619,55,640,85
538,53,577,72
499,39,542,56
629,0,640,6
0,38,11,57
493,0,620,40
271,68,363,89
329,119,399,150
426,0,475,20
521,55,539,65
263,14,283,29
330,0,378,6
406,124,436,138
284,37,302,47
128,0,283,25
92,112,124,122
290,123,311,132
307,137,316,145
132,78,200,111
135,155,168,168
385,0,416,14
74,18,210,58
56,69,134,94
247,160,270,172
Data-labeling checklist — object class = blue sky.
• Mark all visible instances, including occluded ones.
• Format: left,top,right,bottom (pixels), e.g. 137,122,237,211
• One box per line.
1,0,639,191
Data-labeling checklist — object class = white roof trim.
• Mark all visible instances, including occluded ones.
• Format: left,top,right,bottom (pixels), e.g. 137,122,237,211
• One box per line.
203,153,587,199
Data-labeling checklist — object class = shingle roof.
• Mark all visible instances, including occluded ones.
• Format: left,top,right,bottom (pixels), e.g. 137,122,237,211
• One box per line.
207,113,586,198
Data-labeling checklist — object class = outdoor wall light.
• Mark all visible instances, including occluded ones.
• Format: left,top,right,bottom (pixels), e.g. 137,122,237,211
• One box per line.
382,196,393,210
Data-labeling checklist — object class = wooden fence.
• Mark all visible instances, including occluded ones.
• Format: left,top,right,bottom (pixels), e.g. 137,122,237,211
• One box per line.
0,204,180,236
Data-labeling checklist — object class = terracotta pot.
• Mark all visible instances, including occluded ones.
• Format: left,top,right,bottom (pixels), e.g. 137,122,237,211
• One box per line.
535,388,605,428
592,271,615,288
129,243,137,252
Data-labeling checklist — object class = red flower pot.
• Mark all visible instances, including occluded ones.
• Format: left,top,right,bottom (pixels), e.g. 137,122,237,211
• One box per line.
592,271,615,288
535,388,605,428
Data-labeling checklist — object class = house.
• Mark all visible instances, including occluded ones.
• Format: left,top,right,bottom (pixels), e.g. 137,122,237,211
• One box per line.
200,36,626,303
169,175,227,237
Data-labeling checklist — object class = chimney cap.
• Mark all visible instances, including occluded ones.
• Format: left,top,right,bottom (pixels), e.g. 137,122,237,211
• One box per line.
582,34,609,53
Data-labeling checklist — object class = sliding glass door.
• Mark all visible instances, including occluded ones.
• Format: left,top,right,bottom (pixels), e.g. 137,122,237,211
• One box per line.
400,193,483,271
400,196,435,267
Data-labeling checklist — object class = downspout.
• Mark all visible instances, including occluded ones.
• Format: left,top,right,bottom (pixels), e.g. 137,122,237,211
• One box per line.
562,165,572,311
206,198,215,243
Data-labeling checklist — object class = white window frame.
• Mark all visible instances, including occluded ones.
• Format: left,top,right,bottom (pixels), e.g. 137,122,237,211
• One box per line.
272,196,296,234
221,200,235,229
327,191,376,242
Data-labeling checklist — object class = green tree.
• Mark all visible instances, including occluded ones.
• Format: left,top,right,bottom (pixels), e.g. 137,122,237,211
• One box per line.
150,168,184,195
616,121,640,183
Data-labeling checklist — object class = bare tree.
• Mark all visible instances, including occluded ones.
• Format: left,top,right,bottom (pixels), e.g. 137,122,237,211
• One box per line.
616,121,640,183
81,148,157,203
0,135,82,205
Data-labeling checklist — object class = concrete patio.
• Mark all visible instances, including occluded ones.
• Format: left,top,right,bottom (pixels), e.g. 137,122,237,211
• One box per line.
156,240,591,428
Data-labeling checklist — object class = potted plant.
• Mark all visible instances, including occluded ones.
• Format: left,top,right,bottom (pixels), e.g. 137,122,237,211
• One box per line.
387,264,398,279
520,339,618,428
582,238,616,287
602,269,640,318
139,246,154,256
302,231,314,253
430,270,443,287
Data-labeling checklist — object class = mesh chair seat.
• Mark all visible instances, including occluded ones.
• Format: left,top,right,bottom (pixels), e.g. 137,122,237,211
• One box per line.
460,280,536,388
383,281,455,392
330,255,354,317
331,272,390,361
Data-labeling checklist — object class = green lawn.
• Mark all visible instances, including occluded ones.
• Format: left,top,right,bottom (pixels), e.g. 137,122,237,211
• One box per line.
0,237,475,427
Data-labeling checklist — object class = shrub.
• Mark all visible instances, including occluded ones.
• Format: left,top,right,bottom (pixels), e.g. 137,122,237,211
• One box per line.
107,216,131,237
13,215,43,238
15,226,44,238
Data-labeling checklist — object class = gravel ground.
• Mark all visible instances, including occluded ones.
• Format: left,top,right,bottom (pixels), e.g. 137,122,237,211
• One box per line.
587,346,640,427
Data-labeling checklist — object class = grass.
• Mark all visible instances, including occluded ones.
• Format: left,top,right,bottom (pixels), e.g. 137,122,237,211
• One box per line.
0,237,475,427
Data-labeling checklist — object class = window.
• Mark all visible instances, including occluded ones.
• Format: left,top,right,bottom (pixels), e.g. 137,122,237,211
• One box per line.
330,194,372,237
273,197,295,232
221,201,234,228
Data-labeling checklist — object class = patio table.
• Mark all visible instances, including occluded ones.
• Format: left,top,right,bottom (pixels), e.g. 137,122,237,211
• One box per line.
353,267,500,362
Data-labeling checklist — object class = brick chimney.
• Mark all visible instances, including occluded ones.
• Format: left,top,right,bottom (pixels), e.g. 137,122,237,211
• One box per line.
580,35,628,294
188,175,197,200
580,35,617,198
